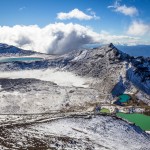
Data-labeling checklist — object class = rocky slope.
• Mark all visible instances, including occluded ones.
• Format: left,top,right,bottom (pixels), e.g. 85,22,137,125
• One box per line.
0,114,150,150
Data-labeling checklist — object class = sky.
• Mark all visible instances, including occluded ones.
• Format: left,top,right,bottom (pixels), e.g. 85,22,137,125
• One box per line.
0,0,150,54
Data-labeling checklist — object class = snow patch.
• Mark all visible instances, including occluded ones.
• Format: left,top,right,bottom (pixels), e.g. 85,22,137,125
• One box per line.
72,50,87,61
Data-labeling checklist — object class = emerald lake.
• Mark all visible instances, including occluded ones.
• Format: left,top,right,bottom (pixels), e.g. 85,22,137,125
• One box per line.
117,113,150,131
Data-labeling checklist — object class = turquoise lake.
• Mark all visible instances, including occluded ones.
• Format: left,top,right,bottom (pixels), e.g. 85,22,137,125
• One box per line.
0,57,43,63
118,94,131,103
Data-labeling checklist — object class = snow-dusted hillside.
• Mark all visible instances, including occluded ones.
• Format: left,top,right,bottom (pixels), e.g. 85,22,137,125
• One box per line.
0,114,150,150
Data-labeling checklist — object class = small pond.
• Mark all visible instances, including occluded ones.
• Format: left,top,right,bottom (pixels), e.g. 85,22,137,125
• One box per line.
114,94,131,106
118,94,131,103
0,57,43,63
117,112,150,131
100,108,110,113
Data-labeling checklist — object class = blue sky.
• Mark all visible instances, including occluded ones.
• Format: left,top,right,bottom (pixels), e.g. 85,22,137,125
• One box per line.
1,0,149,30
0,0,150,54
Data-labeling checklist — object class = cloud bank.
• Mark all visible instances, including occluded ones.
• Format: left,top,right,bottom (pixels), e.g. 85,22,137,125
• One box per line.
0,23,143,54
127,21,150,36
57,8,99,20
0,23,99,54
108,1,138,17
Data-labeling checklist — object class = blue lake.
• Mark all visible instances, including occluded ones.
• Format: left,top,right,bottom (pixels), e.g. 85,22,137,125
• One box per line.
118,94,131,103
114,94,131,106
0,57,43,63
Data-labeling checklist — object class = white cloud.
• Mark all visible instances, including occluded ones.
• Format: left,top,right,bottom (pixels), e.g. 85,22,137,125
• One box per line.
99,30,141,45
127,21,150,36
57,8,99,20
86,8,100,20
115,5,138,16
0,23,100,54
0,23,145,54
108,1,138,16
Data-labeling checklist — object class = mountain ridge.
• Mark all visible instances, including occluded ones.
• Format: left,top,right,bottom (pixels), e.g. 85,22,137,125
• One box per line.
0,43,150,104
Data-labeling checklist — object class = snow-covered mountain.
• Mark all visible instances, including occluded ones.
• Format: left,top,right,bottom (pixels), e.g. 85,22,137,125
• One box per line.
0,43,149,104
0,43,150,149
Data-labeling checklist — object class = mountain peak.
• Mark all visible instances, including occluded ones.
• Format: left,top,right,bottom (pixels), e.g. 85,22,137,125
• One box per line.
108,43,115,48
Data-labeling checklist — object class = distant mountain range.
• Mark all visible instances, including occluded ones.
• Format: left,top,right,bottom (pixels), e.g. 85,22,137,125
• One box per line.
116,45,150,57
